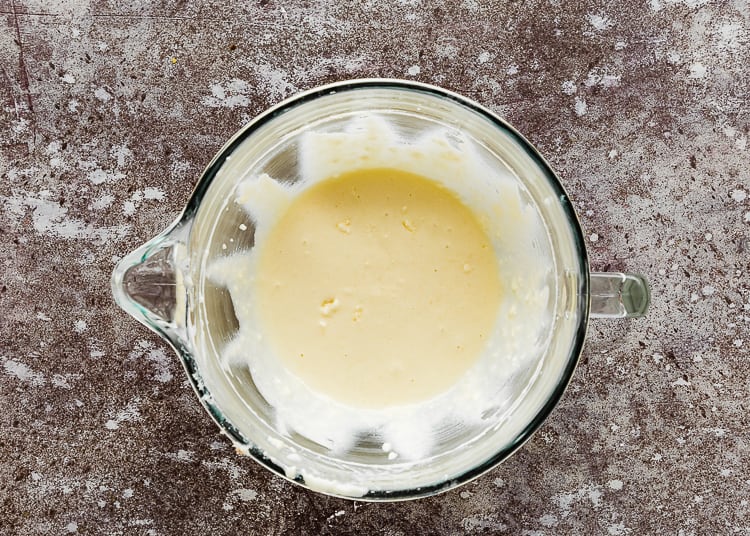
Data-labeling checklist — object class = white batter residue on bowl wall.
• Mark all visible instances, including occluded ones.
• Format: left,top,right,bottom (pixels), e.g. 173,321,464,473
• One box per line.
208,114,553,492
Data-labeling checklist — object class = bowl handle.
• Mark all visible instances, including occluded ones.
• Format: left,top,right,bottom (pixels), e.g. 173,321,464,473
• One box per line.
589,272,650,319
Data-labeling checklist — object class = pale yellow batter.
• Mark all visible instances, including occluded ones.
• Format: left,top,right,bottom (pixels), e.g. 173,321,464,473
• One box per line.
254,167,502,408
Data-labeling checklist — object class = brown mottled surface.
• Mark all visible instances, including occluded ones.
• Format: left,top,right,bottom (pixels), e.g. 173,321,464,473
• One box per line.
1,0,749,534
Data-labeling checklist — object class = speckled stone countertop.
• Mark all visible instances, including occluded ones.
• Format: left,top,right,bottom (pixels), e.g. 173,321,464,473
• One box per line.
1,1,749,534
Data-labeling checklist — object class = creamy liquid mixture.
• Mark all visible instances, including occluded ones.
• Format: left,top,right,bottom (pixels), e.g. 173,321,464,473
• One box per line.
255,167,502,408
208,115,553,471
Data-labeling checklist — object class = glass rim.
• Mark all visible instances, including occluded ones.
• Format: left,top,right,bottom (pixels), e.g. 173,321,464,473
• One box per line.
177,78,591,501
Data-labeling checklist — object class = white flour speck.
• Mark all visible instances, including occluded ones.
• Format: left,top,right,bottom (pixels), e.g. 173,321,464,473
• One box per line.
87,168,125,185
506,64,519,75
143,187,165,201
105,399,142,430
326,509,346,522
129,340,174,382
731,189,747,202
553,484,603,519
111,144,132,168
202,457,248,481
11,118,29,134
651,0,708,8
436,42,458,59
575,97,588,116
52,374,82,389
123,488,134,498
147,347,173,383
608,523,631,535
588,487,603,506
689,62,707,79
172,449,194,462
561,80,577,95
123,201,136,216
66,522,78,533
608,479,623,490
722,125,737,139
46,141,65,164
716,22,741,50
90,194,115,211
461,514,507,532
539,514,558,527
585,70,621,88
94,87,112,102
234,488,258,502
2,357,46,386
733,339,743,347
254,64,297,100
587,13,614,31
202,79,251,108
62,73,76,84
478,51,492,64
407,65,421,76
74,320,87,333
702,285,715,296
590,233,599,242
170,159,191,180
